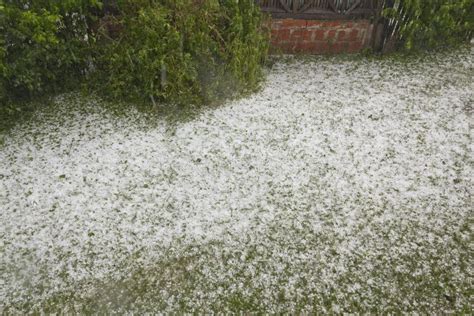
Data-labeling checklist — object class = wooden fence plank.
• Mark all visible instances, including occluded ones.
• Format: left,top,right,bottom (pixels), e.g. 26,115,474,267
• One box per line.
256,0,377,19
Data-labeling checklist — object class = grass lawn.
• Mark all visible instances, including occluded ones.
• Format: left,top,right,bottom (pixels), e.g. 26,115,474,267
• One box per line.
0,46,472,313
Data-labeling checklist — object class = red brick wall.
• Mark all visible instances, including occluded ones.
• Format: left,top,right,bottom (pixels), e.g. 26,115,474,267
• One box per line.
270,19,373,54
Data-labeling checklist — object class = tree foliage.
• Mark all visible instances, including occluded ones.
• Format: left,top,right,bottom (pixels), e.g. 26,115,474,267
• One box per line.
96,0,269,105
384,0,474,51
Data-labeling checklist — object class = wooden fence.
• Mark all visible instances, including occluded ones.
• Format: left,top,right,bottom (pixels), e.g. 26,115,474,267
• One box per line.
102,1,382,21
256,0,379,19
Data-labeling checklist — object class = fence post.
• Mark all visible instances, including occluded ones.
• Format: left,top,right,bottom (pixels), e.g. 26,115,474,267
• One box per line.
371,0,384,52
381,0,397,53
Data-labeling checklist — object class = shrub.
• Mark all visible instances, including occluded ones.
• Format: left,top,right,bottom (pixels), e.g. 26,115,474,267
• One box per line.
0,0,101,104
96,0,269,106
0,0,269,113
384,0,474,51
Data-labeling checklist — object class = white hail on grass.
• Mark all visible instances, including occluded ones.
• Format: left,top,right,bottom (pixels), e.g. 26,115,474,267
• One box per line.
0,47,473,313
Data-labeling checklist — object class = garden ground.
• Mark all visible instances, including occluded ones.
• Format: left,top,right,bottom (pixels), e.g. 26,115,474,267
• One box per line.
0,46,473,313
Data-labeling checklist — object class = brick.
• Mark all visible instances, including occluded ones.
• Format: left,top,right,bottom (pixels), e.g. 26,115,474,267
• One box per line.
269,17,373,55
302,30,314,42
281,19,306,28
271,22,285,31
323,21,341,28
295,42,310,54
349,29,359,41
329,42,342,54
314,43,328,54
337,30,348,41
292,43,305,53
326,30,337,41
313,29,325,41
321,42,332,54
275,29,291,41
289,43,299,54
306,20,322,29
348,41,363,53
313,41,331,54
290,29,304,41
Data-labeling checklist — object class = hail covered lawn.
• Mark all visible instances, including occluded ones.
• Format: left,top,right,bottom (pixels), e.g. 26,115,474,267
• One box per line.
1,47,473,313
